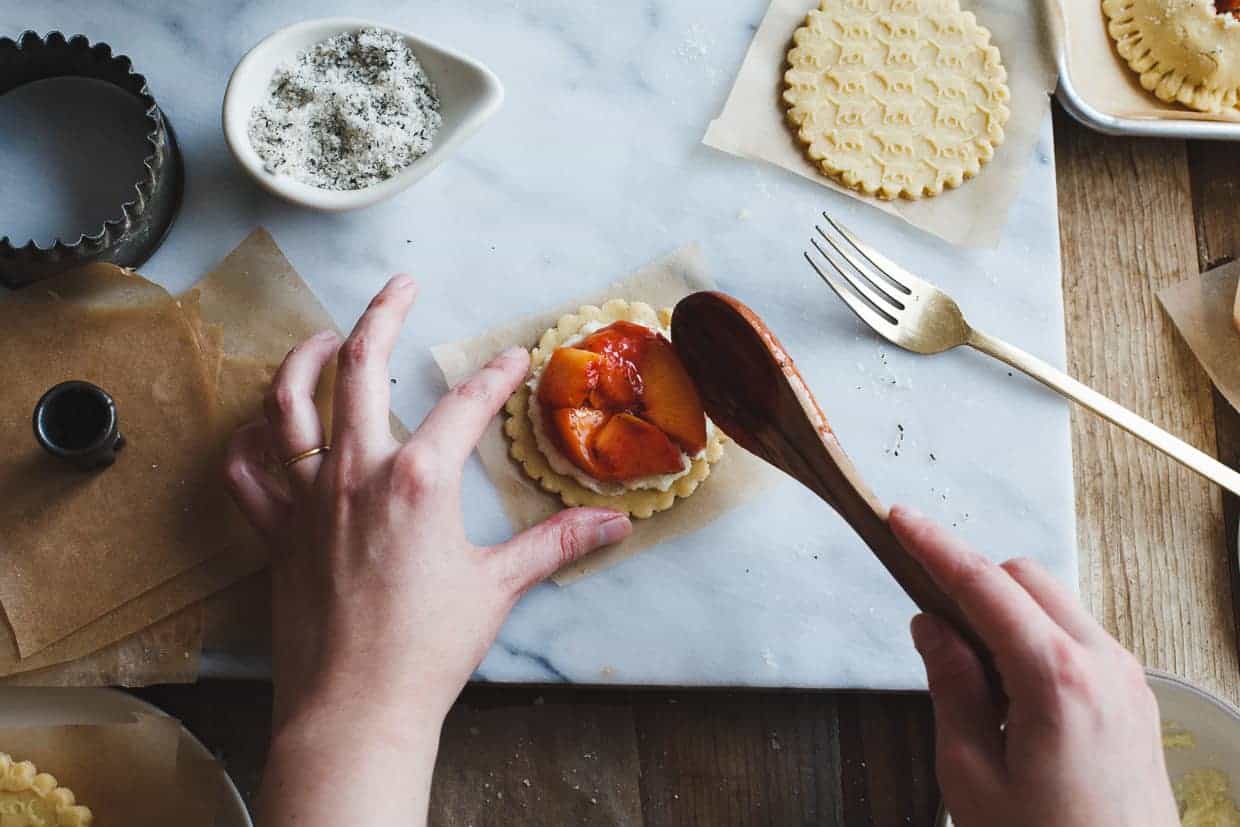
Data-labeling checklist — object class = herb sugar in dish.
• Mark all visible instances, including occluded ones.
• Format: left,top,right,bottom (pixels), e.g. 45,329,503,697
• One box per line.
248,27,442,190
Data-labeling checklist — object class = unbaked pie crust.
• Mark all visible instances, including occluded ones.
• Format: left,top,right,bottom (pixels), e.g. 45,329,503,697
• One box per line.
504,300,725,519
1104,0,1240,114
0,752,93,826
782,0,1010,200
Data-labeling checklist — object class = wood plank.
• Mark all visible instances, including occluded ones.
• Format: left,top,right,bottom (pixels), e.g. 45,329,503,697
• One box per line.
1052,107,1236,703
1187,142,1240,271
430,687,644,826
1185,141,1240,665
837,694,937,827
632,691,850,827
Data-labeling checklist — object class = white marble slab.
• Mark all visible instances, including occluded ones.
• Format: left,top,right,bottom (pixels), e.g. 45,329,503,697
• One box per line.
1,0,1073,689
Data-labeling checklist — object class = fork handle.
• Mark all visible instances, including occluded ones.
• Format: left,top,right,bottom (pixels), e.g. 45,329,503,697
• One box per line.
966,328,1240,497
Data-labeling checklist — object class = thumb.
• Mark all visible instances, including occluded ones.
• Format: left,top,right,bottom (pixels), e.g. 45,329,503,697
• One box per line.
911,613,1004,800
490,508,632,594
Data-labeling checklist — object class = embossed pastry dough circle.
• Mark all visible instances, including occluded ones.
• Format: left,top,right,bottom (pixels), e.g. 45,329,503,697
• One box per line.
504,300,725,520
782,0,1010,200
0,752,92,826
1103,0,1240,114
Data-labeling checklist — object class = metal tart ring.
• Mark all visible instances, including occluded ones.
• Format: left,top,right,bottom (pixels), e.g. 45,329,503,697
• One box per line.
0,30,185,288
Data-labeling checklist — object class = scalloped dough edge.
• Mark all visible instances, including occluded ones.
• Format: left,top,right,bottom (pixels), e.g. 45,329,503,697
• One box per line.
0,752,93,826
781,1,1010,201
1103,0,1240,114
504,300,725,519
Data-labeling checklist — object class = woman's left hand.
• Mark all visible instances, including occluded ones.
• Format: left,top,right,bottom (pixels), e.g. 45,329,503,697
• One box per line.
224,275,632,826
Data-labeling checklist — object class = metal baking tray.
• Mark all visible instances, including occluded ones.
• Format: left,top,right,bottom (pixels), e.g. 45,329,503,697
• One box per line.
1049,0,1240,141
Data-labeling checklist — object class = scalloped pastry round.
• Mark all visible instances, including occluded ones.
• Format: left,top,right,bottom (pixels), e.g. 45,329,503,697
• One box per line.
504,300,725,519
782,0,1010,200
1103,0,1240,114
0,752,93,826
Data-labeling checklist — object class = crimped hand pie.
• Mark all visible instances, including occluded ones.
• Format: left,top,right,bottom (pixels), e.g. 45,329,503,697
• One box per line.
1104,0,1240,114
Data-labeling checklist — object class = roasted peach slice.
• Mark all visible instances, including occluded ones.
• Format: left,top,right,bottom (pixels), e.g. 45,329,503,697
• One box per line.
592,413,685,481
637,336,708,454
550,407,608,476
589,354,643,411
579,321,656,363
538,348,602,409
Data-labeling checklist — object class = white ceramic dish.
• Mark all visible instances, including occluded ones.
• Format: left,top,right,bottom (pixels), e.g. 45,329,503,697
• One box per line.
222,17,503,211
0,687,252,826
939,668,1240,826
1149,669,1240,798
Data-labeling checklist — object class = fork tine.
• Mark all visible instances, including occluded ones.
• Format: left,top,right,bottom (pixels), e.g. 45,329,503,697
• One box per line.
823,214,918,295
803,247,898,334
808,234,907,324
813,225,906,311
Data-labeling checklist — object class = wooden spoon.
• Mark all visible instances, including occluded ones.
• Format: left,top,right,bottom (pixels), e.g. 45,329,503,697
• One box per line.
672,291,994,675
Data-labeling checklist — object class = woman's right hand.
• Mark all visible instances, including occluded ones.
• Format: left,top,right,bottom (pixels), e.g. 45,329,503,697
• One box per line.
889,506,1179,827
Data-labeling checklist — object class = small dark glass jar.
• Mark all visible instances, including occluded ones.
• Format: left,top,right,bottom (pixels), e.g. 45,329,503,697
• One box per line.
33,380,125,470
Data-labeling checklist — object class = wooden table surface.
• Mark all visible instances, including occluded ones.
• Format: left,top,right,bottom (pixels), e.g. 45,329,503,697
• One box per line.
136,103,1240,826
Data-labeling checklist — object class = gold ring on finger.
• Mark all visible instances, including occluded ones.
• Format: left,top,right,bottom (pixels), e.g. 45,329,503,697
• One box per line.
283,445,331,468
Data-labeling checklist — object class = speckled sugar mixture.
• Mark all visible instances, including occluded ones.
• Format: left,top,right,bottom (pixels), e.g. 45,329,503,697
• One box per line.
249,27,441,190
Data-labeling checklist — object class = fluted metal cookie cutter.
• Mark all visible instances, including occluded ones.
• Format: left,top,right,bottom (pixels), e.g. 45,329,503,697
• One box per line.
0,31,185,288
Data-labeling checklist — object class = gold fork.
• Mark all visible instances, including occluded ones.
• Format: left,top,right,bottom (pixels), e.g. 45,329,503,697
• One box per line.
806,214,1240,497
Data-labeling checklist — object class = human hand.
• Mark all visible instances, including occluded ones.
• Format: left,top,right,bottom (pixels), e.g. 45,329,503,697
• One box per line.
889,506,1178,827
224,273,632,734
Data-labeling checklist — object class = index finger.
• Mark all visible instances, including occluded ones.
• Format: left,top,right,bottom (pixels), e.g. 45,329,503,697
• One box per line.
889,505,1068,689
411,346,529,466
332,275,417,457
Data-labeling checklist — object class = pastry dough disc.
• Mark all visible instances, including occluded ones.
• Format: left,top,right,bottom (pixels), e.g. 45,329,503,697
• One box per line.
782,0,1010,200
504,300,725,519
0,752,93,826
1104,0,1240,114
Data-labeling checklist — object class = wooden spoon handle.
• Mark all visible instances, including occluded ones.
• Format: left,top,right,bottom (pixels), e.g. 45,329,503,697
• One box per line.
857,509,1004,699
842,495,986,655
790,430,1001,691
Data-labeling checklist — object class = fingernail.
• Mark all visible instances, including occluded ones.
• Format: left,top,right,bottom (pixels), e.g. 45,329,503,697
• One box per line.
892,504,924,522
910,613,943,654
497,345,527,362
313,329,338,341
596,516,631,546
390,274,414,290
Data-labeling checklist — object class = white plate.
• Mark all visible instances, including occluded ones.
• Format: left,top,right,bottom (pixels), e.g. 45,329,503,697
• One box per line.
0,687,251,826
222,17,504,211
938,669,1240,826
1149,669,1240,795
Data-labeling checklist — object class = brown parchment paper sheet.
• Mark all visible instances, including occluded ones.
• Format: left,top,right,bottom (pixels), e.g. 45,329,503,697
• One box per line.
0,267,230,656
431,244,778,585
0,229,340,683
1059,0,1240,123
1158,261,1240,413
0,229,419,682
191,227,409,441
0,714,215,826
702,0,1058,248
0,543,255,681
0,608,201,688
0,264,257,681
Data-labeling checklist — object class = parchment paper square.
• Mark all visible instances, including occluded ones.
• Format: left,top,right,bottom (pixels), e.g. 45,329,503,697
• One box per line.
431,244,777,584
1158,262,1240,414
702,0,1058,247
